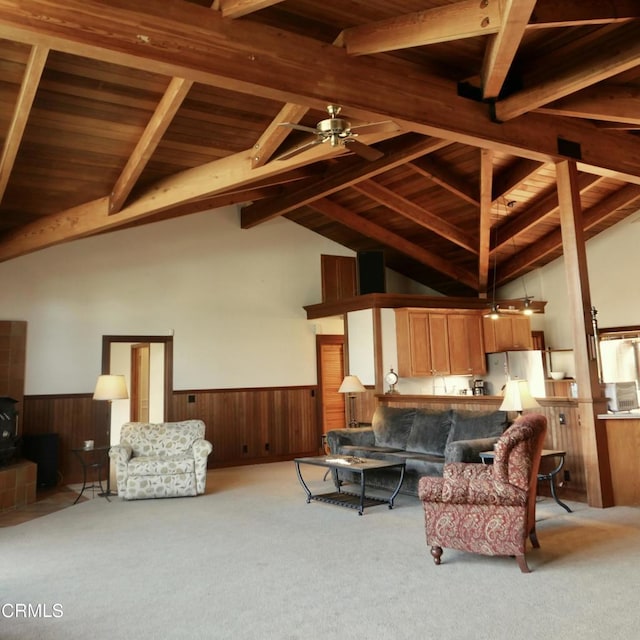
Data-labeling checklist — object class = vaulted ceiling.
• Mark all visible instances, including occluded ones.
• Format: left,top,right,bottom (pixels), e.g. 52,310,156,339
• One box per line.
1,1,640,297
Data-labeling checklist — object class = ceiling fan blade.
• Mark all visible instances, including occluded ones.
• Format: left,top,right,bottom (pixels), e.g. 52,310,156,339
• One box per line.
275,137,324,161
343,138,384,161
277,122,319,135
348,120,397,135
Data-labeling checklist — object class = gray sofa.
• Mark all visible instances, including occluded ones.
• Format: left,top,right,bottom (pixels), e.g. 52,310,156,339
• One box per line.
325,405,508,496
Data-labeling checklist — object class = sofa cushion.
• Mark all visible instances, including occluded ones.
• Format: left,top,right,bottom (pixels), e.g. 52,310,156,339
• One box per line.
337,445,404,461
405,409,453,456
385,451,445,477
447,410,508,445
127,455,195,476
371,406,416,449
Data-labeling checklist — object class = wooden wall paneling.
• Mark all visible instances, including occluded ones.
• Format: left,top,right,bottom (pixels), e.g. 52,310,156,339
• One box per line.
21,394,105,485
170,386,319,467
0,321,27,420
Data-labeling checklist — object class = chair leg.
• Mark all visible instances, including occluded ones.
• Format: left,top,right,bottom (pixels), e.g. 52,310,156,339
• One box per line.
430,546,443,565
516,555,531,573
529,527,540,549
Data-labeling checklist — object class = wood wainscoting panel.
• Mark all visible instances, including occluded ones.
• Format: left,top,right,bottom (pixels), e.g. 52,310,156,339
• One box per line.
21,394,107,485
170,385,320,467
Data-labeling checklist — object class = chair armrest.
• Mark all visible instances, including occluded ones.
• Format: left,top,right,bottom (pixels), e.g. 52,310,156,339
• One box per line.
444,436,500,463
192,438,213,494
109,444,132,463
326,427,375,452
192,438,213,458
418,469,526,507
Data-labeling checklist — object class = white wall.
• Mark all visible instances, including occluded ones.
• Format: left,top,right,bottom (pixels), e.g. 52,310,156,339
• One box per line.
0,206,354,394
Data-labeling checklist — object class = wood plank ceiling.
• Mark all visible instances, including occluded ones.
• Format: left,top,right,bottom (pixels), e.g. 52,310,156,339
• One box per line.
1,0,640,297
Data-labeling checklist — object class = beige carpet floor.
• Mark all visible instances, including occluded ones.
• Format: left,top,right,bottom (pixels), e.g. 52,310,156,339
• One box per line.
1,461,639,639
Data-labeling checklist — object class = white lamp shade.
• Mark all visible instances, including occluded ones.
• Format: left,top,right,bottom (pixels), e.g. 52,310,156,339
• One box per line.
338,375,366,394
93,374,129,401
499,379,540,412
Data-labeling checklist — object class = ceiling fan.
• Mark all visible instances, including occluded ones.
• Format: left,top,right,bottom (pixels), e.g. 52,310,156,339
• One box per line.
276,104,388,162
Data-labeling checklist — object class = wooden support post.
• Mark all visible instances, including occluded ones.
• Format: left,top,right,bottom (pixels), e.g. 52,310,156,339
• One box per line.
556,160,613,508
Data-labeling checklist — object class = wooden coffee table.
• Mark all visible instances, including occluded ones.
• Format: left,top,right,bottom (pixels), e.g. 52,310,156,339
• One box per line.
294,455,405,516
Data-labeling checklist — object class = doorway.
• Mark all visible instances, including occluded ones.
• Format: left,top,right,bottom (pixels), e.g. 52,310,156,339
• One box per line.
131,343,151,422
316,335,346,434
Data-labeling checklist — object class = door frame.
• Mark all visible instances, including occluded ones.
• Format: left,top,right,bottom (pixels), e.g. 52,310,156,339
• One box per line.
101,335,174,421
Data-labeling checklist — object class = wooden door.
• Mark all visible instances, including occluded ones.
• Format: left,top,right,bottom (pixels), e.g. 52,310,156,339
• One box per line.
130,343,150,422
316,335,346,435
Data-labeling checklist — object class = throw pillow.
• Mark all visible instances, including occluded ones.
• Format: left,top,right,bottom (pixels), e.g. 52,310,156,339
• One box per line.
372,406,416,449
447,410,508,445
405,409,453,456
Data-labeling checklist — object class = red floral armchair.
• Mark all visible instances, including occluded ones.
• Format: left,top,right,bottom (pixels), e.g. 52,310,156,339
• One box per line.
418,413,547,573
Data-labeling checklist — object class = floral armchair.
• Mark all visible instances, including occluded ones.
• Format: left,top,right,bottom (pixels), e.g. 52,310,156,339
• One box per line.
418,413,547,573
109,420,213,500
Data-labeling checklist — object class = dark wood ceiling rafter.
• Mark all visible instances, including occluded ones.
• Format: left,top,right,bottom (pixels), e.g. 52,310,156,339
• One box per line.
0,44,48,203
351,179,478,255
480,0,536,99
241,136,453,228
494,20,640,121
407,156,479,207
496,182,640,285
308,197,478,291
491,173,604,252
109,76,194,213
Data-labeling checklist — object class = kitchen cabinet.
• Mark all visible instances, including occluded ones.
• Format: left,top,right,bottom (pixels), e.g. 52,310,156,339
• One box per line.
448,313,486,375
396,309,487,378
483,315,533,352
396,309,450,377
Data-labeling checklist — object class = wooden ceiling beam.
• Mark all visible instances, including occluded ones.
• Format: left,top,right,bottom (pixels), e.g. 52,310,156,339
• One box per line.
492,173,602,250
496,183,640,284
250,103,308,168
494,21,640,121
407,157,479,206
309,197,478,291
1,1,640,184
241,136,452,228
351,180,478,255
481,0,536,99
342,0,502,56
529,0,640,29
536,84,640,126
110,76,193,213
492,158,544,202
0,45,48,204
219,0,284,19
478,149,494,295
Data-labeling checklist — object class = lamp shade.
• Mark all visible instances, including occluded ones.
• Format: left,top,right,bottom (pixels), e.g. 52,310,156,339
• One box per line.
338,375,366,394
499,379,540,412
93,374,129,401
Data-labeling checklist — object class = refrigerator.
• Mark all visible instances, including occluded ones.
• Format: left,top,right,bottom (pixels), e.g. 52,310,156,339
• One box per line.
484,351,546,398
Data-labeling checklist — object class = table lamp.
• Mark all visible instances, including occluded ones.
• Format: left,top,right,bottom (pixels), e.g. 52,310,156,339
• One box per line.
338,375,366,428
499,379,540,415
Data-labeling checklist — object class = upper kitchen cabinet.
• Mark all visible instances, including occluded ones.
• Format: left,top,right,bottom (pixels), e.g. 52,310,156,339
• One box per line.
396,309,450,377
447,312,486,375
483,315,533,352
